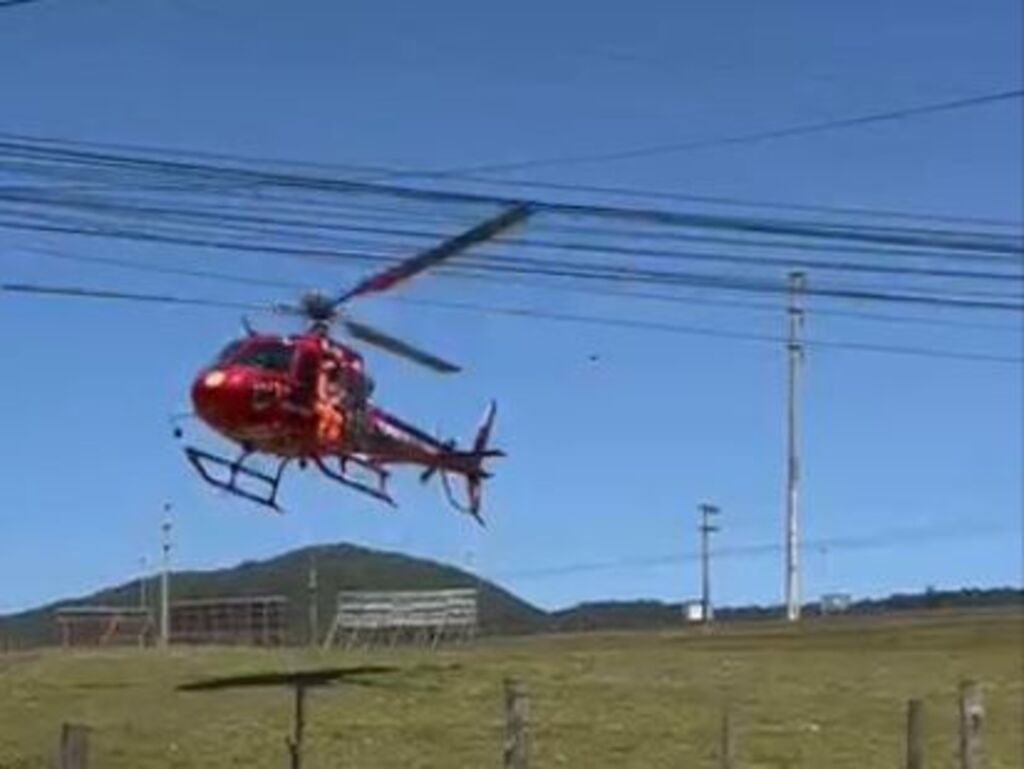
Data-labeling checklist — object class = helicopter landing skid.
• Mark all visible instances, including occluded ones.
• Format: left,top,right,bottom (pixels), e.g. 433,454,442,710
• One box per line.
184,446,288,512
314,456,396,507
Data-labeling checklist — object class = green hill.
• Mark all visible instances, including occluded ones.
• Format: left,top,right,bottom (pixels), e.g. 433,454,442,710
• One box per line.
3,540,1020,649
0,543,546,647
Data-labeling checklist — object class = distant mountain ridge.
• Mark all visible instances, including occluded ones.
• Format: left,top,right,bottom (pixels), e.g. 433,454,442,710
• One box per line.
1,542,1020,647
551,587,1024,632
0,543,546,647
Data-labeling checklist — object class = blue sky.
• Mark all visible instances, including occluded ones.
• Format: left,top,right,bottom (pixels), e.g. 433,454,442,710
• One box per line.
0,0,1020,613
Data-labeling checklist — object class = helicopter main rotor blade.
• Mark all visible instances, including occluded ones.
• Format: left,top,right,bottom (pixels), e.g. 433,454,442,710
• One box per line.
335,203,531,305
343,318,461,373
0,282,268,312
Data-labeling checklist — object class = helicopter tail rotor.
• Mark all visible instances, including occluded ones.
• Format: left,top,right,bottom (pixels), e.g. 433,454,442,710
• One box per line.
435,400,502,524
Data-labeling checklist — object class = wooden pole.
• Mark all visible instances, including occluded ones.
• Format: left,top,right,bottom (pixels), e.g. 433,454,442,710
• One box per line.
287,683,307,769
906,699,924,769
308,549,319,647
719,705,736,769
504,677,529,769
59,723,90,769
958,680,984,769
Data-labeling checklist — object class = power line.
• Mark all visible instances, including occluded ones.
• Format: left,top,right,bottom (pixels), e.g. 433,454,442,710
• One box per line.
489,519,1011,581
8,115,1022,232
24,244,1022,333
7,186,1020,281
8,279,1015,363
432,272,1023,332
0,282,266,312
2,138,1015,268
399,173,1024,231
392,296,1024,363
4,128,1019,229
4,197,1021,311
2,131,1020,358
7,217,1020,313
497,234,1021,282
25,246,310,292
2,136,1020,257
410,88,1024,175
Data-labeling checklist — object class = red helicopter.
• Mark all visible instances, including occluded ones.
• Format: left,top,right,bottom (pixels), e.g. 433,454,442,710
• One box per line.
175,204,531,520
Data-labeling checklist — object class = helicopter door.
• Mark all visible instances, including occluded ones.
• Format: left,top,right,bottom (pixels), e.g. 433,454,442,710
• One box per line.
290,349,319,410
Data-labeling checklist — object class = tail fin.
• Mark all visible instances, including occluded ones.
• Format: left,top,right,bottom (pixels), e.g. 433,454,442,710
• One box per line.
436,400,503,524
473,400,498,456
465,400,499,520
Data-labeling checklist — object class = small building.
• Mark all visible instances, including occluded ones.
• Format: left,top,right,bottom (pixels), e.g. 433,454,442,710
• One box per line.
682,601,705,622
820,593,853,615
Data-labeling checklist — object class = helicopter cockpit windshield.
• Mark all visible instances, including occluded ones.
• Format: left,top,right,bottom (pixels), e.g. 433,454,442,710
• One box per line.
215,340,294,373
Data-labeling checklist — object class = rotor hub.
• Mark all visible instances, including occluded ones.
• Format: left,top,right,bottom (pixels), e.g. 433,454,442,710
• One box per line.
299,291,338,324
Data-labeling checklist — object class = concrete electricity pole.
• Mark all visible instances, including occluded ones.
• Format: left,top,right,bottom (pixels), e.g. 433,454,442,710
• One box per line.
785,271,806,622
699,503,720,623
160,504,173,647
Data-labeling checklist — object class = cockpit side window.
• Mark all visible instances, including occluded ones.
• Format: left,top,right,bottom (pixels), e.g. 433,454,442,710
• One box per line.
229,341,294,373
213,341,245,366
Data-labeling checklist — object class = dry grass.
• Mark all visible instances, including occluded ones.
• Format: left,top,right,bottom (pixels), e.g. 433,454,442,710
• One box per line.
0,609,1021,768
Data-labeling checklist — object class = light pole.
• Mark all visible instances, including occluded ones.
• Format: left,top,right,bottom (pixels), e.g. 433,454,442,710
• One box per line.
160,504,172,648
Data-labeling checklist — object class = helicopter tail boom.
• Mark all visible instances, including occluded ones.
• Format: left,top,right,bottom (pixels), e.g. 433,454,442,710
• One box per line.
373,402,502,523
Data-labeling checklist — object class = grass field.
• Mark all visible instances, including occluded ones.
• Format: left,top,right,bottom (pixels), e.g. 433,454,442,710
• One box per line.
1,609,1020,768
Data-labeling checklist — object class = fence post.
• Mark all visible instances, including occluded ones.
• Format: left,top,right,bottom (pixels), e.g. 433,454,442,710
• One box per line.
906,699,924,769
958,680,983,769
286,683,307,769
719,705,736,769
504,677,529,769
59,723,90,769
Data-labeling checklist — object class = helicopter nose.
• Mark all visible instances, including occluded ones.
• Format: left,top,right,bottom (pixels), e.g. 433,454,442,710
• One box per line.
191,369,249,426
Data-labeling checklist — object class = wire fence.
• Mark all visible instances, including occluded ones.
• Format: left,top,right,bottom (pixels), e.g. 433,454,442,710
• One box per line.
40,676,1001,769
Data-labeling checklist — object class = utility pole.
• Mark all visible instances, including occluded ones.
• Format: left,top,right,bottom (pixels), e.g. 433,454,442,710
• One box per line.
699,503,720,623
307,548,319,647
785,271,806,622
160,504,172,648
